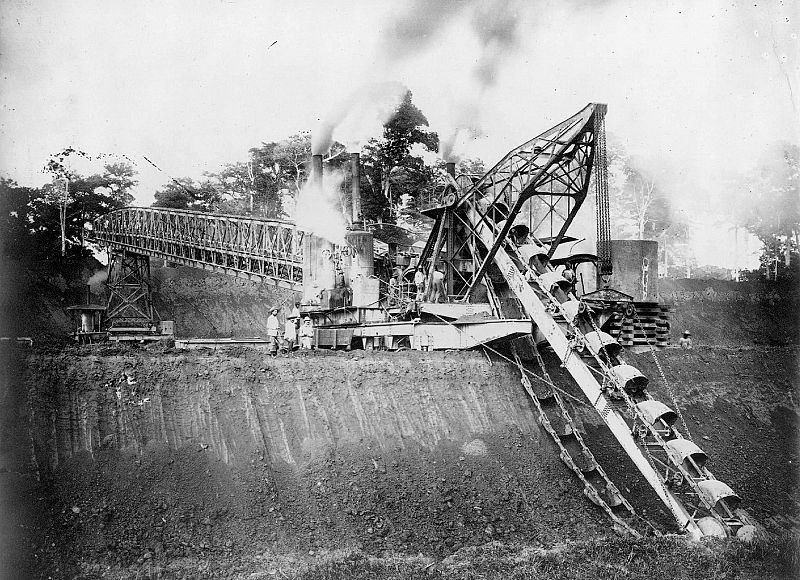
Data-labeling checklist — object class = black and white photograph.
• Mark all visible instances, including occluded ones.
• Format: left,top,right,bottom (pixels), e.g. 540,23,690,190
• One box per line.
0,0,797,578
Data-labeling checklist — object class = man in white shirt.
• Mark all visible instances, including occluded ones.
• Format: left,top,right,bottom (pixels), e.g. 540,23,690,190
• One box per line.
266,308,280,356
299,317,314,350
430,267,446,303
283,317,297,354
414,268,426,302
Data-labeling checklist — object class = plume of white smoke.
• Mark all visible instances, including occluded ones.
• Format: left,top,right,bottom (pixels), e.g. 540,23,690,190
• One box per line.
88,269,108,287
313,81,407,154
293,169,348,245
313,1,522,160
378,0,524,162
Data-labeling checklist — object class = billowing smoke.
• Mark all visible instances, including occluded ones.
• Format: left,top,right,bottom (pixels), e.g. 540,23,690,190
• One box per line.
313,82,407,155
379,0,524,162
294,169,348,245
311,121,337,156
379,1,467,63
88,269,108,287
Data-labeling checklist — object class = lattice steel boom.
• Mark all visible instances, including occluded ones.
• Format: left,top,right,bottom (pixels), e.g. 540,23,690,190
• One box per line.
89,207,305,290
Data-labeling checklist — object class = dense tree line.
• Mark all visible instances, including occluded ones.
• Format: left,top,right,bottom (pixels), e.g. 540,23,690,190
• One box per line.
152,90,442,225
1,159,136,261
4,92,795,282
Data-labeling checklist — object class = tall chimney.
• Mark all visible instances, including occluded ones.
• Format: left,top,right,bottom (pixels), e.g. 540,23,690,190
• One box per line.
311,154,324,187
86,284,92,305
350,152,361,224
445,162,456,178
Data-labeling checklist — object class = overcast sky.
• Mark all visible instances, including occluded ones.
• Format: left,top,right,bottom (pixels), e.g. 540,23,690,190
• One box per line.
1,0,797,268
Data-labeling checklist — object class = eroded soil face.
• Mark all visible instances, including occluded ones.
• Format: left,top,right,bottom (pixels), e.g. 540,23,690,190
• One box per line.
1,276,798,578
3,349,610,577
1,344,797,578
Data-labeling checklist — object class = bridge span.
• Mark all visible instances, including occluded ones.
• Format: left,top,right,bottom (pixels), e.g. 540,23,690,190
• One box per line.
90,207,305,290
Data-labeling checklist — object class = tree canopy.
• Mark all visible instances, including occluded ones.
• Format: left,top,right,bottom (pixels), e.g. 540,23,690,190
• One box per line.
2,161,137,260
359,90,440,222
727,141,799,280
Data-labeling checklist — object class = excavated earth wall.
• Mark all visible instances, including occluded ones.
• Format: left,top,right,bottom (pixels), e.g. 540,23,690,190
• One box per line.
3,349,615,577
1,269,798,578
2,343,797,578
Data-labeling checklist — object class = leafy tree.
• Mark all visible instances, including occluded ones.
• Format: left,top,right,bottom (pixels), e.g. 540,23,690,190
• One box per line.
273,132,312,198
722,141,799,280
1,159,137,260
158,134,316,219
607,146,672,240
153,178,201,210
359,90,439,222
152,177,223,213
605,142,693,276
0,177,42,258
40,151,137,256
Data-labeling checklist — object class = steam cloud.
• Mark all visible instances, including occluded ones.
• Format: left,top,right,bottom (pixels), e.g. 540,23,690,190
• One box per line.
312,1,522,161
312,82,408,155
294,169,348,245
88,269,108,287
380,0,524,161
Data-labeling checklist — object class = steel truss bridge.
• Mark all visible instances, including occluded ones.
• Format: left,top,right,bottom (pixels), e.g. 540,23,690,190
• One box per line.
90,207,305,291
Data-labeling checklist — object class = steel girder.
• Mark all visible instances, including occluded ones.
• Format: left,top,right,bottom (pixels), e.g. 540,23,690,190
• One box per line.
90,208,305,290
420,103,605,301
105,251,155,329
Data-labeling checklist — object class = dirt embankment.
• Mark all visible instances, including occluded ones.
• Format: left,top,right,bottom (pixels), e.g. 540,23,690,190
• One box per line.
2,342,797,578
659,278,799,346
571,346,799,531
152,266,298,338
5,348,614,577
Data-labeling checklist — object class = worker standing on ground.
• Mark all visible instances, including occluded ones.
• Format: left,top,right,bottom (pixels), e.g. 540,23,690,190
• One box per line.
266,308,280,356
283,315,297,354
679,330,693,350
299,316,314,350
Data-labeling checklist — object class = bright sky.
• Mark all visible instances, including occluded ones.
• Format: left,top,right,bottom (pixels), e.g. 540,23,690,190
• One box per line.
1,0,797,269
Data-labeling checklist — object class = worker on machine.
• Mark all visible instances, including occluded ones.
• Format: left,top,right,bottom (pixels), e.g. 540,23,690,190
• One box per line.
428,266,446,303
266,308,281,356
414,268,426,302
387,276,398,307
561,266,577,292
679,331,693,350
299,316,314,350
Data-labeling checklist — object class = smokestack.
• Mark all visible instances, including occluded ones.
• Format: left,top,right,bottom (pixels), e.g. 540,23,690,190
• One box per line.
350,152,361,224
445,162,456,178
86,284,91,305
312,154,324,187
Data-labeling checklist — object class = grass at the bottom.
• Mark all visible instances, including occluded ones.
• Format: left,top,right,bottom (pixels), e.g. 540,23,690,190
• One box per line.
293,533,799,580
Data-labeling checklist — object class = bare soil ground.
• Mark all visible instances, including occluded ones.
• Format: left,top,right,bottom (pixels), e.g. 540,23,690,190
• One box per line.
0,273,797,579
1,343,797,579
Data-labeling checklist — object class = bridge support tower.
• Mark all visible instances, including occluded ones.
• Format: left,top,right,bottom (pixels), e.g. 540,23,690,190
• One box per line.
104,251,157,335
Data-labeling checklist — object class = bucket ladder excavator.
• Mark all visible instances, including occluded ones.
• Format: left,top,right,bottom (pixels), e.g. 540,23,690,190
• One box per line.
421,103,754,540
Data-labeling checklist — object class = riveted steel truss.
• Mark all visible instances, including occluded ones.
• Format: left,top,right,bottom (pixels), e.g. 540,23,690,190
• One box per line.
420,103,605,301
90,208,305,290
105,251,155,329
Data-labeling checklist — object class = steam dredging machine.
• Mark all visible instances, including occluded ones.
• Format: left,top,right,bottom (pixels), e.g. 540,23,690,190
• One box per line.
87,103,757,542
